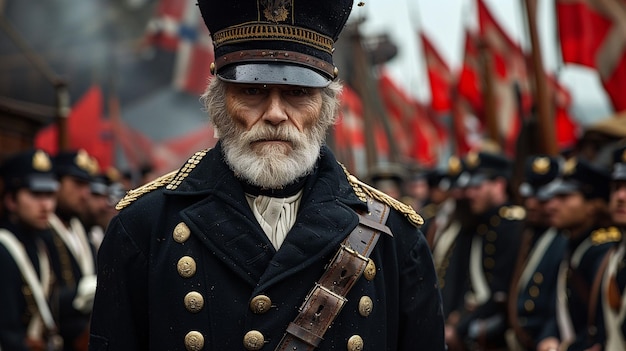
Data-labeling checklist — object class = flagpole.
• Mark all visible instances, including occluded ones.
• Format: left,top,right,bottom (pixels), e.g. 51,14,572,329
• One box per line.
0,14,70,151
523,0,557,155
478,37,500,148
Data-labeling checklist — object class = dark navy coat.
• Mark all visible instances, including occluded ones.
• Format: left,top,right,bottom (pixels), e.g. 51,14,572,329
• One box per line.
88,145,445,351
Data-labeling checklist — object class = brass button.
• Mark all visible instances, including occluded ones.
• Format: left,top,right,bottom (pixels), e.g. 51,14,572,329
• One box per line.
250,295,272,314
177,256,197,278
533,272,544,284
524,300,535,312
184,291,204,313
529,286,540,298
243,330,264,350
173,222,191,243
347,335,364,351
363,259,376,281
184,331,204,351
485,243,496,255
358,296,373,317
484,257,495,269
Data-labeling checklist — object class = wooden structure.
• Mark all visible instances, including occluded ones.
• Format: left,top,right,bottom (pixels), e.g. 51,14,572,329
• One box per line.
0,96,53,162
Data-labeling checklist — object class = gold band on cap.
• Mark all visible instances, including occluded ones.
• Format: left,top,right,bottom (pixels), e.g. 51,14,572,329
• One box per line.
214,49,336,78
213,23,334,54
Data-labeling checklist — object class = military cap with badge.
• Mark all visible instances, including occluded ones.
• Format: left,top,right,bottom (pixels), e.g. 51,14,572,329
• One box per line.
54,149,99,183
460,151,512,188
538,157,611,201
0,149,59,193
611,144,626,181
518,155,561,198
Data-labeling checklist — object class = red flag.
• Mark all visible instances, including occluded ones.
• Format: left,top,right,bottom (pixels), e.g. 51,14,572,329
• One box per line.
420,32,453,114
35,85,113,170
546,75,580,149
556,0,626,112
477,0,531,155
145,0,215,95
334,85,366,174
457,30,483,118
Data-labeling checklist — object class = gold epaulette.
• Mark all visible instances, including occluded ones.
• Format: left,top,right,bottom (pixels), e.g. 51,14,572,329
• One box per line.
341,164,423,227
115,170,178,210
498,205,526,221
591,226,622,245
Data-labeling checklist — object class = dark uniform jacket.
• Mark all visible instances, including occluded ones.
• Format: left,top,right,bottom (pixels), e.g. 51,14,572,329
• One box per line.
88,144,445,351
0,220,53,351
546,226,618,351
508,226,567,350
456,203,524,348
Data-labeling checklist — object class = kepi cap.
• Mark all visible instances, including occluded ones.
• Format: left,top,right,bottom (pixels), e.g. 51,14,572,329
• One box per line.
518,155,561,198
538,157,610,201
199,0,354,87
54,149,99,183
1,149,59,193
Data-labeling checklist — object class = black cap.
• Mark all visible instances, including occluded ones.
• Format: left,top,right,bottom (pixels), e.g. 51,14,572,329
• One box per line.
1,149,59,193
539,158,610,200
612,145,626,181
54,149,99,183
518,155,561,198
462,151,512,187
443,155,466,190
199,0,353,87
91,167,122,196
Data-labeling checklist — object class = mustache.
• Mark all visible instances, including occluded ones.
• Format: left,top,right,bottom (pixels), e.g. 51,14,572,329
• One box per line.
242,125,303,144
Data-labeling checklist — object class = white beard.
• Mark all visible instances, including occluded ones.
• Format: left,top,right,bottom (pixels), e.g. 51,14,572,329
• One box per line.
220,123,325,189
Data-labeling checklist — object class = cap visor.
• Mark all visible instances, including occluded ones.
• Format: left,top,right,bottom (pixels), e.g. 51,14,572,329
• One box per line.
537,179,578,200
613,164,626,181
28,177,59,193
217,63,331,88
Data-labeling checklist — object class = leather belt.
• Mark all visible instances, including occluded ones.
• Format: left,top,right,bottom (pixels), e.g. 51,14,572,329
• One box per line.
275,199,391,351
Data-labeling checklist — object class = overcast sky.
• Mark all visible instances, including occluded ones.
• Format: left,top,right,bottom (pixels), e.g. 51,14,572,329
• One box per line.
350,0,614,125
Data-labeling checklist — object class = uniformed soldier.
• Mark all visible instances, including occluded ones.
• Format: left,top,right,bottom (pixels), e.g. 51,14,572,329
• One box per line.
506,155,568,350
451,150,525,350
45,150,99,351
537,157,618,351
0,149,63,350
598,144,626,350
88,1,445,350
84,167,123,251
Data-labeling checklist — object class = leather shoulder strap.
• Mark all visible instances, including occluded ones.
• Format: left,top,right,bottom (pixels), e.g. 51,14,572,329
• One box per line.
273,198,391,351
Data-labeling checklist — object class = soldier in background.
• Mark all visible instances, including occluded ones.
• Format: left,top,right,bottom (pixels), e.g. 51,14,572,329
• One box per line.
84,167,123,251
598,144,626,350
45,150,98,351
506,155,568,350
451,151,525,350
0,150,62,350
537,158,618,351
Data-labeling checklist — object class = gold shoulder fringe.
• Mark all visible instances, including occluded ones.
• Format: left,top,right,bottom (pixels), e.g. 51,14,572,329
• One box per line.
591,226,622,246
341,164,424,227
115,170,178,210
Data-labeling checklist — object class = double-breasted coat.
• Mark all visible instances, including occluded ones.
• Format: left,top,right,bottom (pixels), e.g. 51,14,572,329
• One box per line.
88,144,445,351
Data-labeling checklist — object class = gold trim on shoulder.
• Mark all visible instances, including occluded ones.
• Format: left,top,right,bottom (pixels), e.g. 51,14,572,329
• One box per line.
591,226,622,245
341,164,424,227
498,206,526,221
115,170,178,210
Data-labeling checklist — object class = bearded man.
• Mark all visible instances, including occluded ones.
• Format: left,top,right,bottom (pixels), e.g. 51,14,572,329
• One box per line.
88,0,445,350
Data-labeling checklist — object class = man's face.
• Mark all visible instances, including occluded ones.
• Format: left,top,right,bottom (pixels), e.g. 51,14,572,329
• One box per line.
57,176,91,218
524,196,549,227
216,83,328,188
544,192,588,230
465,180,495,215
609,180,626,227
5,189,57,230
86,193,116,229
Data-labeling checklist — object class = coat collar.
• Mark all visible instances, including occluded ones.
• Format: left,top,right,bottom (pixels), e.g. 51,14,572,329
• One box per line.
168,143,366,289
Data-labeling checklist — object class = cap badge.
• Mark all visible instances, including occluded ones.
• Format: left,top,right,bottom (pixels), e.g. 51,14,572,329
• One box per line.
564,158,577,175
262,0,291,23
448,156,461,175
32,150,52,172
75,149,92,172
532,157,550,175
466,152,479,169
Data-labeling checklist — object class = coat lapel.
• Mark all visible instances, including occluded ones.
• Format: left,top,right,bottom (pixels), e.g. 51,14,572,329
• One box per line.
169,144,365,288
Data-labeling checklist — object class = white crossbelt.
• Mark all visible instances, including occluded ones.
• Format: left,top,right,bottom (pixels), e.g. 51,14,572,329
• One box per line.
48,214,94,276
602,242,626,350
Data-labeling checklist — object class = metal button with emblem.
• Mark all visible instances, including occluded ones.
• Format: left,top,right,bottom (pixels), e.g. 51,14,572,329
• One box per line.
177,256,197,278
243,330,264,350
173,222,191,243
524,299,535,312
250,295,271,314
347,335,364,351
363,259,376,281
184,291,204,313
358,296,373,317
184,331,204,351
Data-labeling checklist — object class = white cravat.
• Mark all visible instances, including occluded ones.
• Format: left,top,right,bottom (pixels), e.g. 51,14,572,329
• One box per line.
246,190,303,250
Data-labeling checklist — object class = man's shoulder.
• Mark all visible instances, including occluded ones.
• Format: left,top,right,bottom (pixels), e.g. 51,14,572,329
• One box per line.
343,170,423,228
115,170,178,211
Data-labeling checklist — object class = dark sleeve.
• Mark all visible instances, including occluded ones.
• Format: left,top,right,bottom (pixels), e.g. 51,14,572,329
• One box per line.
398,228,446,350
88,215,150,351
0,246,30,351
